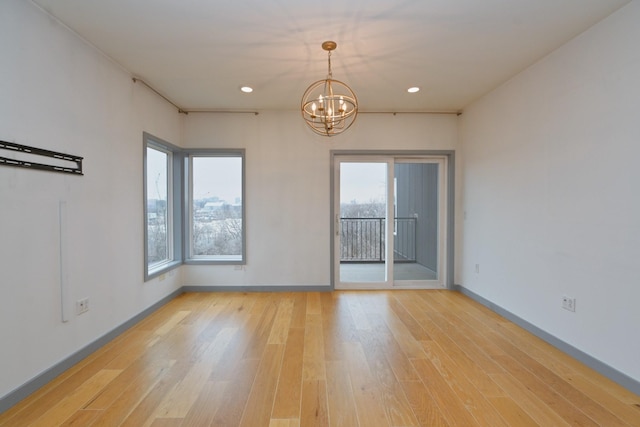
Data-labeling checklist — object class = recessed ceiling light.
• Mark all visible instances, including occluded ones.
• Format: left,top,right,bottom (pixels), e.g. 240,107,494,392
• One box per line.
407,86,420,93
240,86,253,93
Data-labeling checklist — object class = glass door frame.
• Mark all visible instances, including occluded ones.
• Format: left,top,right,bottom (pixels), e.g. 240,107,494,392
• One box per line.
330,150,454,290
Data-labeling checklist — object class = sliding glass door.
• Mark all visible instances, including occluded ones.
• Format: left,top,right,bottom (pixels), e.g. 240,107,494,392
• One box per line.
336,159,392,287
334,155,447,289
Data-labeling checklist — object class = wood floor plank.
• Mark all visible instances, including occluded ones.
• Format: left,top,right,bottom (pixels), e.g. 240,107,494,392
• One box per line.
272,328,305,419
321,292,359,362
491,354,601,427
85,357,174,411
210,358,261,427
429,310,506,375
148,361,211,421
480,322,627,426
269,419,301,427
567,374,640,426
143,324,209,363
209,308,261,382
289,292,308,328
0,336,139,426
490,372,572,427
300,380,330,427
399,380,450,427
117,359,193,427
307,292,322,315
483,323,630,426
424,293,508,359
148,418,183,427
449,293,640,423
410,358,481,427
420,340,510,427
488,397,540,427
181,380,228,427
358,330,419,426
417,311,506,397
249,292,274,316
154,310,191,336
493,318,640,408
3,291,639,427
376,310,426,360
86,359,175,426
238,344,286,427
267,297,295,344
59,409,101,427
359,292,393,315
103,330,157,370
388,294,431,341
319,292,343,362
326,361,360,427
29,369,122,427
242,294,279,360
202,327,239,365
365,314,420,382
134,299,185,332
184,295,235,343
346,295,372,330
303,313,326,381
343,341,390,427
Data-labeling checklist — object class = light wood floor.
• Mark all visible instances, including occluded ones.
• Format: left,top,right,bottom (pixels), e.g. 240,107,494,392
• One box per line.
1,291,639,427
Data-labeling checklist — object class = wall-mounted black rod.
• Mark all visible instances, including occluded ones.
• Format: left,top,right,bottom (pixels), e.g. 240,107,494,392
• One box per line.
132,77,188,115
359,111,462,116
186,110,260,115
0,140,83,176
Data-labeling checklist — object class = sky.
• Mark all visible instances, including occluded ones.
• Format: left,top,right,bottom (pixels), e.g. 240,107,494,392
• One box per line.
146,147,168,200
146,149,242,204
192,156,242,203
339,162,387,204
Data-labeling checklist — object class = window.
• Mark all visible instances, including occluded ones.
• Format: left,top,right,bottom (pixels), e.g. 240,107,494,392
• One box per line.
187,151,245,263
144,133,182,280
144,134,245,280
146,146,170,265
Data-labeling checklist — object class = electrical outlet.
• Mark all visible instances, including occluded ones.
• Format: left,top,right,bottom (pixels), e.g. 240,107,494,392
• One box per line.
562,296,576,312
76,298,89,315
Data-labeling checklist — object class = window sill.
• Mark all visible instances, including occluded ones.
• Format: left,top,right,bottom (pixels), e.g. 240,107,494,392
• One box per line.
145,260,182,281
184,258,244,266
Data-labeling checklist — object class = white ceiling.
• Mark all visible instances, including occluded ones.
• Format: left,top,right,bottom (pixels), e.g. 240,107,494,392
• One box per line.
32,0,629,113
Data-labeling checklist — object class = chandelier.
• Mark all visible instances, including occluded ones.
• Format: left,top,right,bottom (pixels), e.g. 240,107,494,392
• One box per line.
301,41,358,137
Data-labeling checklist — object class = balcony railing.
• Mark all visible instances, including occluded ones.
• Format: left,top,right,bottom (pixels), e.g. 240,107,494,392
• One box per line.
340,217,417,263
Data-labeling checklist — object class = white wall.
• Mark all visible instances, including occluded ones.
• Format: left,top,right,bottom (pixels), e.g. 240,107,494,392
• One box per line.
183,111,460,287
460,1,640,382
0,0,183,400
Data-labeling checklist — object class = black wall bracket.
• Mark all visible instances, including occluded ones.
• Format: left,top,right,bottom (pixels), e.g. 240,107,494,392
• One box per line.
0,140,83,176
